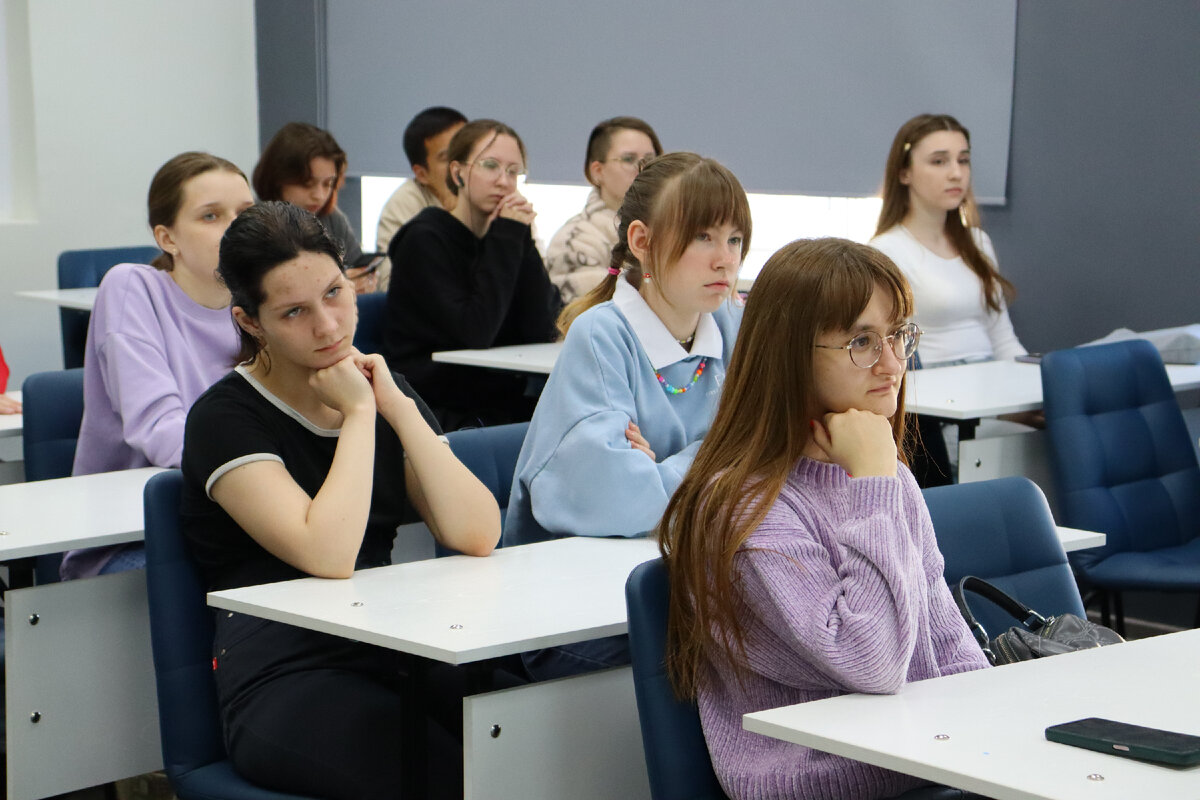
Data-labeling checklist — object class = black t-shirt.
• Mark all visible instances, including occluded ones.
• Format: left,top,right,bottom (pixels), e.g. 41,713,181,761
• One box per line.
181,366,441,593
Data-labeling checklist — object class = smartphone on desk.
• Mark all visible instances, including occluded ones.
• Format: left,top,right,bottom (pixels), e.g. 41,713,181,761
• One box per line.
1045,717,1200,766
1014,353,1043,364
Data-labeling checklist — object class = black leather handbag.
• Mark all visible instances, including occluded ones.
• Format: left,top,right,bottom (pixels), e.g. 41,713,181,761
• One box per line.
952,576,1124,666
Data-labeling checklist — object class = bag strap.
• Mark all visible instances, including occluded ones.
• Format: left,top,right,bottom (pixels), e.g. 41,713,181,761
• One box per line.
952,576,1048,649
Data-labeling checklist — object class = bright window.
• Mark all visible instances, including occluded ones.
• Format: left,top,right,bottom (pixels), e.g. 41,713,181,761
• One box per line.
361,177,882,283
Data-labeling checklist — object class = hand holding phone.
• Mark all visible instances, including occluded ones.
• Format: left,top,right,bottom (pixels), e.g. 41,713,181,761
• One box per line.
1045,717,1200,766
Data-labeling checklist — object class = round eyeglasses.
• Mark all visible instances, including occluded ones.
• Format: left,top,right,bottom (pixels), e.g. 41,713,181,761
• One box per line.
814,322,922,369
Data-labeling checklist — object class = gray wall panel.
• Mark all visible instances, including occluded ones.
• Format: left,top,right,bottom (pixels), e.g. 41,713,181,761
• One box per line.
323,1,1015,199
984,1,1200,351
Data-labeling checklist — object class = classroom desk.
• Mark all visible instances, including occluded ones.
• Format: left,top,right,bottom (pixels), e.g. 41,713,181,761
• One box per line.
907,359,1200,492
0,391,22,438
14,287,98,311
208,526,1098,799
0,467,165,800
744,628,1200,800
211,536,659,800
431,341,562,375
906,359,1200,439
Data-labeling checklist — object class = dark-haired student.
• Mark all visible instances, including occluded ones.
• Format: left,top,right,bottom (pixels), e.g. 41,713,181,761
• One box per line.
181,200,499,799
254,121,378,294
375,106,468,291
383,119,561,430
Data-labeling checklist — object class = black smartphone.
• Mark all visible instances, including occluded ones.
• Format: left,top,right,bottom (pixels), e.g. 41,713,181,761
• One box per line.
1045,717,1200,766
350,253,385,274
1014,353,1043,364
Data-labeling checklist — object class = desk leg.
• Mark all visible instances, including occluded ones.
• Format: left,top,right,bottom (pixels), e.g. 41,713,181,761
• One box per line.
462,666,650,800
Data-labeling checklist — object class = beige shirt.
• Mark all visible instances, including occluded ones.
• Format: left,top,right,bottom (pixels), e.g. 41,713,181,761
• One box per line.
544,189,618,303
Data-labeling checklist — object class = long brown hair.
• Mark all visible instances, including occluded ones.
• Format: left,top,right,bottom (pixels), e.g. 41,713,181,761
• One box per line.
557,152,752,335
147,152,247,271
875,113,1013,313
658,238,913,699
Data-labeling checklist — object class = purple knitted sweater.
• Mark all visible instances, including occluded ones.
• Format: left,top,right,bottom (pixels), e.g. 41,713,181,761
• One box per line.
697,458,989,800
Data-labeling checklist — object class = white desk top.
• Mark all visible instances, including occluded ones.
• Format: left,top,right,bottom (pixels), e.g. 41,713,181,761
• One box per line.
0,392,22,438
431,341,562,375
907,359,1200,421
15,287,98,311
0,467,164,559
209,536,660,665
209,525,1095,667
1056,526,1104,552
745,628,1200,800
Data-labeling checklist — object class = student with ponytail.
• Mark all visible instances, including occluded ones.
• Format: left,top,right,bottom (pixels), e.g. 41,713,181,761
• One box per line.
503,152,751,680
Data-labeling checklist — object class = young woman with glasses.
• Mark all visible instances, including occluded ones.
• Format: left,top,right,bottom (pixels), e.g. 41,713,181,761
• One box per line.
504,152,751,680
545,116,663,302
383,119,561,430
659,238,989,800
870,113,1034,486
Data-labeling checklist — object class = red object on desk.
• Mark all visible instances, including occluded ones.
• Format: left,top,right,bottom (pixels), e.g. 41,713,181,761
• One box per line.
0,344,8,393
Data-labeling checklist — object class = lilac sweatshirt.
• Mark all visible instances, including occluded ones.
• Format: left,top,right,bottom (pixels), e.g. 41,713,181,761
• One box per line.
61,263,240,579
698,458,989,800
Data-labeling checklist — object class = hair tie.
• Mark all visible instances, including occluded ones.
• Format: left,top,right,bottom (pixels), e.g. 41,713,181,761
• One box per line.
607,267,620,276
643,273,652,281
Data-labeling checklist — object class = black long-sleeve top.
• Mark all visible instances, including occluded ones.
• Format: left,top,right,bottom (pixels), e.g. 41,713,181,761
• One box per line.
384,207,561,426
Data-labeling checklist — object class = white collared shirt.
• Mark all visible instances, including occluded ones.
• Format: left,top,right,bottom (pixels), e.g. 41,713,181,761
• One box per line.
611,278,724,370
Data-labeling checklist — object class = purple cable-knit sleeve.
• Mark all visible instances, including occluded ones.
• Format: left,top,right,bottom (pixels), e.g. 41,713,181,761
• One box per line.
734,475,931,695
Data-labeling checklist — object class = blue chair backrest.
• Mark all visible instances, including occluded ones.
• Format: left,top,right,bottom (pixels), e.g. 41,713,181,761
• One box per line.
1040,340,1200,568
22,368,85,584
445,421,529,517
143,470,314,799
21,368,85,482
57,246,159,369
352,292,387,355
923,476,1085,638
625,558,727,800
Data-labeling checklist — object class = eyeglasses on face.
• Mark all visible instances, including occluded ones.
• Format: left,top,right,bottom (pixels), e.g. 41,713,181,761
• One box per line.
471,158,525,179
607,153,655,168
814,322,922,369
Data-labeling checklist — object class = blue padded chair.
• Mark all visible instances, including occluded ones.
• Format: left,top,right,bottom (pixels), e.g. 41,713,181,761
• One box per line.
440,421,529,555
923,477,1086,639
625,558,726,800
1040,340,1200,632
352,291,387,355
21,368,86,584
625,559,979,800
58,245,159,369
143,470,315,800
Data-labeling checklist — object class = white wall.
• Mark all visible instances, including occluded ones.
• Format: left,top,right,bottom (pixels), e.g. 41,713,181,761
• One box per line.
0,0,259,385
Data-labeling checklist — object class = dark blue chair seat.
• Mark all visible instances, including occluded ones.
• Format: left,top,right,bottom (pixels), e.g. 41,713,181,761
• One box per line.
57,246,160,369
143,470,315,800
439,421,528,556
923,476,1085,638
1040,340,1200,630
352,291,387,355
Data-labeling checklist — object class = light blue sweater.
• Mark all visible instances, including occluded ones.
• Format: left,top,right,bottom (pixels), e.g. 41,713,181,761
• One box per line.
503,279,741,545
